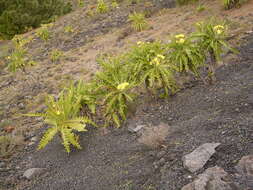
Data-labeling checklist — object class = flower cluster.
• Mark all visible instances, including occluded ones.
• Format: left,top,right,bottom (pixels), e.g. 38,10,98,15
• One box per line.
150,54,165,66
117,82,129,90
213,25,224,35
175,34,185,44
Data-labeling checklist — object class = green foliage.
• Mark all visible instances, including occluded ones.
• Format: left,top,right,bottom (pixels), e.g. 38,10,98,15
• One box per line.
0,0,72,39
7,36,37,72
128,12,148,32
0,135,23,158
222,0,248,9
196,4,206,12
193,19,236,63
64,25,74,33
126,41,177,96
66,81,97,114
111,0,119,9
95,57,136,127
176,0,198,6
167,34,205,76
50,49,64,63
78,0,85,8
36,24,53,41
96,0,109,14
25,90,95,153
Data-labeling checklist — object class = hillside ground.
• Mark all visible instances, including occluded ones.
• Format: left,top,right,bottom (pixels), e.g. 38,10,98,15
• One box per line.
0,0,252,189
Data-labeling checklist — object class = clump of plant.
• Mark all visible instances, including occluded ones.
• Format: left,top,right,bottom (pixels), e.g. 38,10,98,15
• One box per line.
176,0,198,6
111,0,119,9
223,0,248,10
126,41,177,96
96,0,109,13
36,24,53,41
196,4,206,12
64,25,74,33
193,19,237,82
128,12,149,32
7,35,36,72
0,134,23,158
66,81,97,114
78,0,85,7
167,34,205,77
50,49,64,63
95,56,137,127
25,90,95,153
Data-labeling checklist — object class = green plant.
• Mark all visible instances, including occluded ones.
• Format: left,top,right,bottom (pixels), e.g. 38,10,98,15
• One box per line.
193,19,237,82
95,57,137,127
50,49,64,63
25,90,95,153
36,24,53,41
127,41,177,96
196,4,206,12
96,0,109,13
111,0,119,9
0,0,72,39
0,135,23,158
222,0,248,9
78,0,85,7
128,12,148,32
66,81,97,114
7,35,36,72
176,0,198,6
167,34,205,77
64,25,74,33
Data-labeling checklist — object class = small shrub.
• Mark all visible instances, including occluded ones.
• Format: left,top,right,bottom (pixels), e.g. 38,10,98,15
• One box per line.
128,12,149,32
193,19,237,82
167,34,205,77
95,56,137,127
196,4,206,12
111,0,119,9
36,24,53,41
78,0,85,7
66,81,97,114
0,134,24,158
176,0,198,6
126,41,177,96
25,90,95,153
96,0,109,13
223,0,248,10
7,35,36,72
50,49,64,63
64,25,74,33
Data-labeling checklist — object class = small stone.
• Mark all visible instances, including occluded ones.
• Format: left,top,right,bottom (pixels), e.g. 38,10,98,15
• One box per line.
157,150,167,159
31,137,37,142
0,161,5,168
182,143,220,173
128,124,146,133
23,168,45,180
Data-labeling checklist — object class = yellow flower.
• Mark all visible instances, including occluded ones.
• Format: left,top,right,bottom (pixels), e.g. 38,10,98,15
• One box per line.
56,110,60,115
117,82,129,90
157,54,165,60
137,41,143,45
216,29,222,35
176,38,185,44
213,25,224,31
175,34,185,39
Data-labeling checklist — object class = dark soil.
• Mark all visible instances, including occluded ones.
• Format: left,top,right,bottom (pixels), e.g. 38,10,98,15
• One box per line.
3,34,251,190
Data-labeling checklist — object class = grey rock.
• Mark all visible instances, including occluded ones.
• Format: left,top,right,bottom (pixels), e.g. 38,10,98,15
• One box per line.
181,166,235,190
182,143,220,172
0,161,5,168
23,168,45,180
128,124,146,133
235,155,253,188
